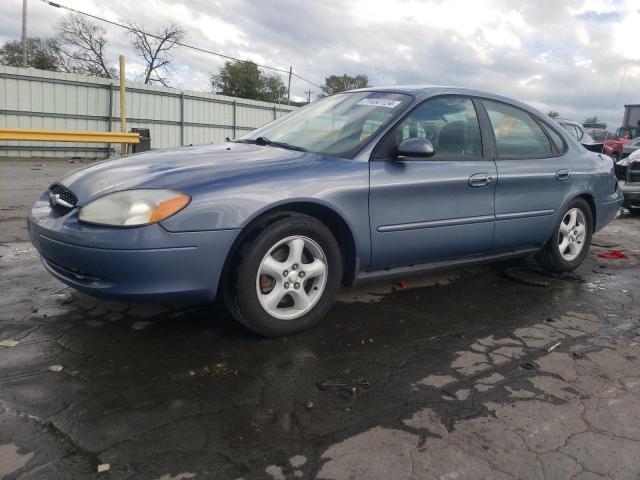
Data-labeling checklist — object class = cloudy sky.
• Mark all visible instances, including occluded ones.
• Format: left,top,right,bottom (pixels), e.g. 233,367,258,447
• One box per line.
1,0,639,127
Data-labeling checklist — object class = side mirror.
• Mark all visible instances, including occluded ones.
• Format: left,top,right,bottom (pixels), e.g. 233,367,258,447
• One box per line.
396,138,435,160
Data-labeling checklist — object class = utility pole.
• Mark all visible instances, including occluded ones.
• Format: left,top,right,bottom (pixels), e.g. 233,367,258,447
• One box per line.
305,90,312,103
287,66,292,105
21,0,28,67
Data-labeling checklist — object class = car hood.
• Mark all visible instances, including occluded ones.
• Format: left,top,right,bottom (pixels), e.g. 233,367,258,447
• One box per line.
60,143,320,203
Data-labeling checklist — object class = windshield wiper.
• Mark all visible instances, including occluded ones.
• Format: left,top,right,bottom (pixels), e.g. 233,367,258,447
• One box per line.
235,137,307,152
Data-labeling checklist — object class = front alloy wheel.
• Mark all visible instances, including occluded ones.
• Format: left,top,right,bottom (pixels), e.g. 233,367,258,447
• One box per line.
226,213,342,337
256,235,328,320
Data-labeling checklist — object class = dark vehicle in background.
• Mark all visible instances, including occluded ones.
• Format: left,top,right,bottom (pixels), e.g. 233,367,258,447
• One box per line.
618,104,640,142
615,125,640,143
619,149,640,215
622,137,640,158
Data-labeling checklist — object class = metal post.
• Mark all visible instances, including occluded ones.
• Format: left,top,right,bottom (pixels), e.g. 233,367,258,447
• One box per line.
119,55,127,157
232,100,237,140
21,0,27,67
273,105,277,121
180,92,185,146
107,83,113,158
287,66,292,105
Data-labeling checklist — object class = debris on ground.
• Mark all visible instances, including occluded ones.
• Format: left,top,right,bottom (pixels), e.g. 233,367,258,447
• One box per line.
598,250,628,259
0,339,20,347
171,362,236,381
317,378,370,399
97,463,110,473
592,242,622,248
48,365,63,372
399,280,409,289
548,342,562,352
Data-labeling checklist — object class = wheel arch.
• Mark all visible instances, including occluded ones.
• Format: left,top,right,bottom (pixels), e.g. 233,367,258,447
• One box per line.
573,193,597,232
219,201,358,296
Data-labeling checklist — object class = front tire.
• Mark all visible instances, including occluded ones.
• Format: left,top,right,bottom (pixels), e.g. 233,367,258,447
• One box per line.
535,198,593,272
226,213,343,337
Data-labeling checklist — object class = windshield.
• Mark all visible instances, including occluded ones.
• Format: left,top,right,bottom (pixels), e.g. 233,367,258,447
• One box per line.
238,92,412,158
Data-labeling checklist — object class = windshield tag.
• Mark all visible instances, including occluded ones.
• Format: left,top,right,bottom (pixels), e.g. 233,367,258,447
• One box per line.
355,98,402,108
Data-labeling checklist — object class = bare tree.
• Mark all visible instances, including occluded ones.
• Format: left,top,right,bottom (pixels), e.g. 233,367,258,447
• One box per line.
121,21,185,86
56,13,114,78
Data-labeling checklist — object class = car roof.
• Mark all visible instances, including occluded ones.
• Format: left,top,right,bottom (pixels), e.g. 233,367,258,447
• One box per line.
347,85,550,119
555,118,582,126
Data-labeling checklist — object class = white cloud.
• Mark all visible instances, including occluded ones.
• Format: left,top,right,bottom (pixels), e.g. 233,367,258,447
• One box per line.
0,0,638,128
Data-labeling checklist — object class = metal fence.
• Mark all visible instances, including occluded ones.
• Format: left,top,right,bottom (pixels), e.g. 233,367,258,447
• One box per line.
0,66,296,158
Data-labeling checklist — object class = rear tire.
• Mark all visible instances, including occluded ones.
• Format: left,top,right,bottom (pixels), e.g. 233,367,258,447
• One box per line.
226,213,342,337
536,198,593,273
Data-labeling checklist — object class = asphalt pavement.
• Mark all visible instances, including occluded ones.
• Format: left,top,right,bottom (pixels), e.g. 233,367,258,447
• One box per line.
1,159,639,480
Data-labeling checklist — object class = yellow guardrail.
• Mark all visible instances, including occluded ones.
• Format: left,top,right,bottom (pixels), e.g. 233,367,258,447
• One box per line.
0,128,140,144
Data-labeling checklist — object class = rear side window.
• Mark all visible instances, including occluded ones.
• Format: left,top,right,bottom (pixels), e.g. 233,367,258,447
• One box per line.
541,123,566,153
483,100,553,158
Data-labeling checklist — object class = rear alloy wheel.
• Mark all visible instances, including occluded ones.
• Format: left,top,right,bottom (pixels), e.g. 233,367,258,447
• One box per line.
557,208,587,262
227,213,342,337
536,198,593,272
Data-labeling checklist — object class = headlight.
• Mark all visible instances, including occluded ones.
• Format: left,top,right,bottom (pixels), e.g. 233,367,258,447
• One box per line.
78,189,190,227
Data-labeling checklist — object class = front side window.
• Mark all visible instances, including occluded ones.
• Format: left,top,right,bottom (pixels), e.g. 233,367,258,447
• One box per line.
374,96,482,159
237,91,412,158
483,100,552,158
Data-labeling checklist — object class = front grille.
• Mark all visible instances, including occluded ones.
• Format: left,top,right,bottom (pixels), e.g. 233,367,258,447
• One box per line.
48,183,78,217
615,163,627,181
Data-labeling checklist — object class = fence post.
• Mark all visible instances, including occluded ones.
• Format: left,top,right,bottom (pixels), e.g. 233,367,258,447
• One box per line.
232,100,237,140
273,105,276,120
119,55,127,157
180,92,185,146
107,83,113,158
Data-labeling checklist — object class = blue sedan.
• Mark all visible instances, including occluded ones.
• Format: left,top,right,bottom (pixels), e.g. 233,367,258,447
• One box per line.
29,86,623,336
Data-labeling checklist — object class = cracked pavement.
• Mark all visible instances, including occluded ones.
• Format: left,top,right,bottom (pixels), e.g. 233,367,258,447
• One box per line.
1,159,639,479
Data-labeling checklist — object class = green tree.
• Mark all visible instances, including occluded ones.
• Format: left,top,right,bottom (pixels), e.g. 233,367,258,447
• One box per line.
547,110,560,118
0,37,63,71
321,74,370,95
210,60,288,103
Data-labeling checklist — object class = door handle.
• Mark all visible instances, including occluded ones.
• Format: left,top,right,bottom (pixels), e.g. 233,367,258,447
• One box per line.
468,172,493,187
555,169,571,181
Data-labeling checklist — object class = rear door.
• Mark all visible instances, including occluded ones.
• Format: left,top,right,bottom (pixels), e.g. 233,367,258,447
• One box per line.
480,100,573,250
368,96,497,269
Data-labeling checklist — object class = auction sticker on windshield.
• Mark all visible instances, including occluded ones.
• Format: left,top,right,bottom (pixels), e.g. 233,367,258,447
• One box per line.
355,98,402,108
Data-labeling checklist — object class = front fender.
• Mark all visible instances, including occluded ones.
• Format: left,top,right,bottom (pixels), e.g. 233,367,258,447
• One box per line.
159,158,372,267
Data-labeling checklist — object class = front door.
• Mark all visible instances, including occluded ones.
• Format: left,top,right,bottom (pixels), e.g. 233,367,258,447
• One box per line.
369,96,497,269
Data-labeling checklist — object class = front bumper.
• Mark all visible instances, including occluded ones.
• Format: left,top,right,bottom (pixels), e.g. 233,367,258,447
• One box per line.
620,181,640,209
28,194,239,303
